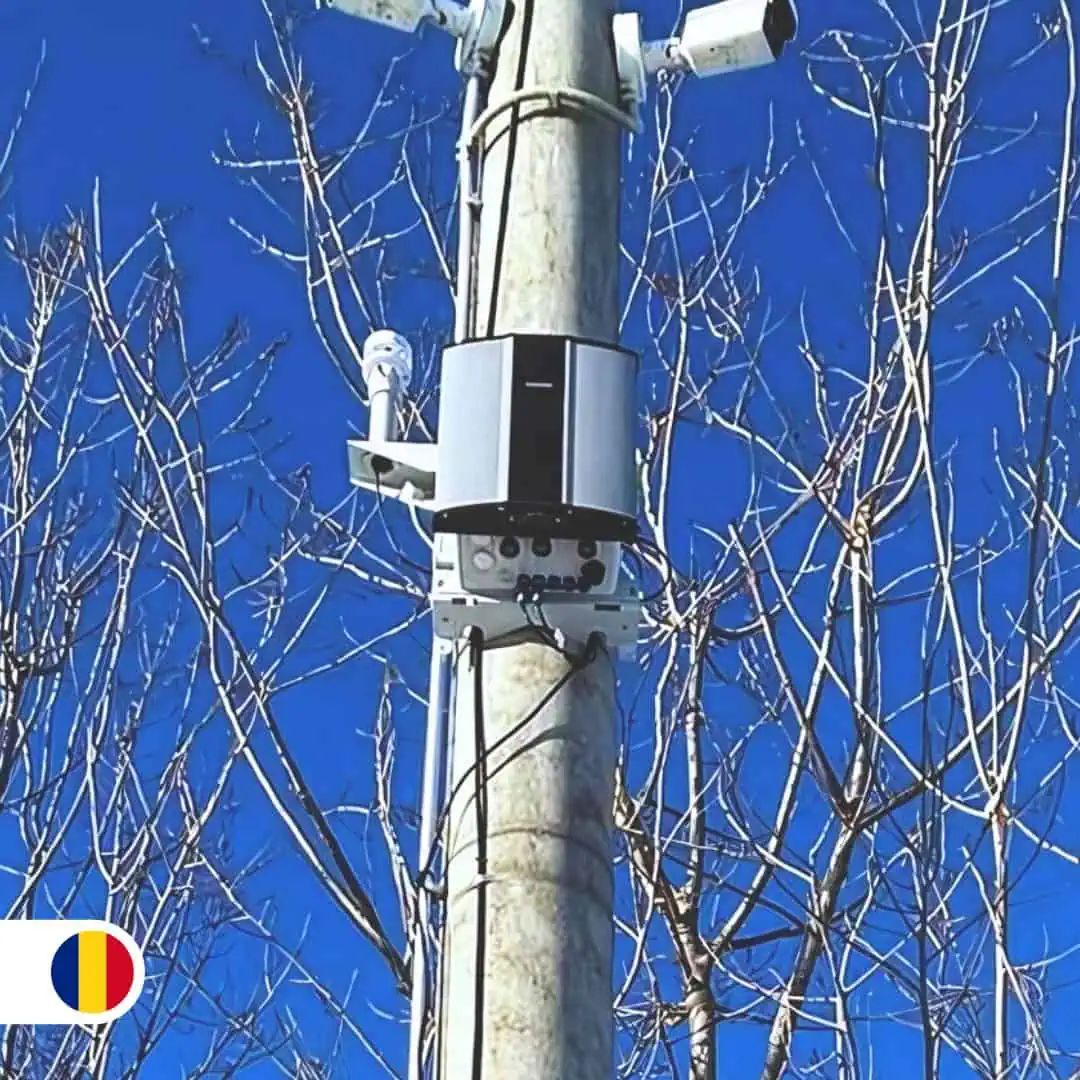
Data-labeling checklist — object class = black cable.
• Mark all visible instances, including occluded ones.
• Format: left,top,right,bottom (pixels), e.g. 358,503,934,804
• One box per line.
465,628,603,1078
626,540,675,604
416,628,601,1078
417,630,599,891
372,470,433,578
516,591,593,663
483,0,535,336
468,627,488,1080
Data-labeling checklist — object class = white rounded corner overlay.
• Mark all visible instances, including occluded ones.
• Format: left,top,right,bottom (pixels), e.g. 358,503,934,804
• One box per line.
0,919,145,1025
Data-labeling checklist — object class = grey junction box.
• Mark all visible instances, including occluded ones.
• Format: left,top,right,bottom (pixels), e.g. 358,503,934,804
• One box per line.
432,334,639,543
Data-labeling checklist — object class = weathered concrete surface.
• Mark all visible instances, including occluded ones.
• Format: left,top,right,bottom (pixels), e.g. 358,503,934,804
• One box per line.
441,640,617,1080
471,0,621,342
438,0,622,1072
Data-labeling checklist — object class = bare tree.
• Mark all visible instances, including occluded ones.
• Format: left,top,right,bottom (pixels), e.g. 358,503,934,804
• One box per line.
0,55,421,1070
610,2,1080,1078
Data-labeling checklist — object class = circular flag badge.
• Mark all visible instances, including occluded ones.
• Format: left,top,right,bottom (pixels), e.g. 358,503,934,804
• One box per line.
0,920,143,1024
51,930,135,1014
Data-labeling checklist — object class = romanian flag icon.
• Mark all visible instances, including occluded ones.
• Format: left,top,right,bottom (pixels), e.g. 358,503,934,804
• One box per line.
51,930,135,1014
0,920,143,1024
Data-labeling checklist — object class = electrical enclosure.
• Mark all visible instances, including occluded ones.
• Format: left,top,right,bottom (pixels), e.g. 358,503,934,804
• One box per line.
433,334,639,543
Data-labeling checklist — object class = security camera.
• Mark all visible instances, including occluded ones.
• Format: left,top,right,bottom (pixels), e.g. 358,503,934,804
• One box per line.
675,0,797,76
614,0,796,116
324,0,504,71
326,0,464,34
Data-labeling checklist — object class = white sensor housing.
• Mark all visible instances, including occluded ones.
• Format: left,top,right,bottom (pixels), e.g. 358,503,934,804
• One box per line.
615,0,797,95
326,0,504,72
350,329,427,477
327,0,462,34
362,329,413,389
613,12,648,123
678,0,796,76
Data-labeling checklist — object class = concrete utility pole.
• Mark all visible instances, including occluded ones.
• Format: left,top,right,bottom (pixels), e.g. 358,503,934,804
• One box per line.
438,1,623,1078
333,1,797,1076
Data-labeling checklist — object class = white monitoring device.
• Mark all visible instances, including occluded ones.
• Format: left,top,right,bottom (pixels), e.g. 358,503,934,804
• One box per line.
614,0,797,119
325,0,466,33
323,0,504,72
672,0,797,76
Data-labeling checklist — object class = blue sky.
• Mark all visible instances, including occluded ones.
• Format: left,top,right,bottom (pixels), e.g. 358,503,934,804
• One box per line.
2,0,1079,1077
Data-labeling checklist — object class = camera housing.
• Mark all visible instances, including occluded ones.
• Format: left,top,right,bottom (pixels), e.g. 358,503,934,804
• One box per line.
346,329,437,505
614,0,797,118
678,0,797,76
326,0,442,33
325,0,504,72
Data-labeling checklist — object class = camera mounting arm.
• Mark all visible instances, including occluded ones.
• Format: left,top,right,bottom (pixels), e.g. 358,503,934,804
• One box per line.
348,331,438,506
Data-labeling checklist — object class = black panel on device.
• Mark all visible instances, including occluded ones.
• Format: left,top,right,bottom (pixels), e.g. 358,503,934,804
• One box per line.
507,334,565,506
